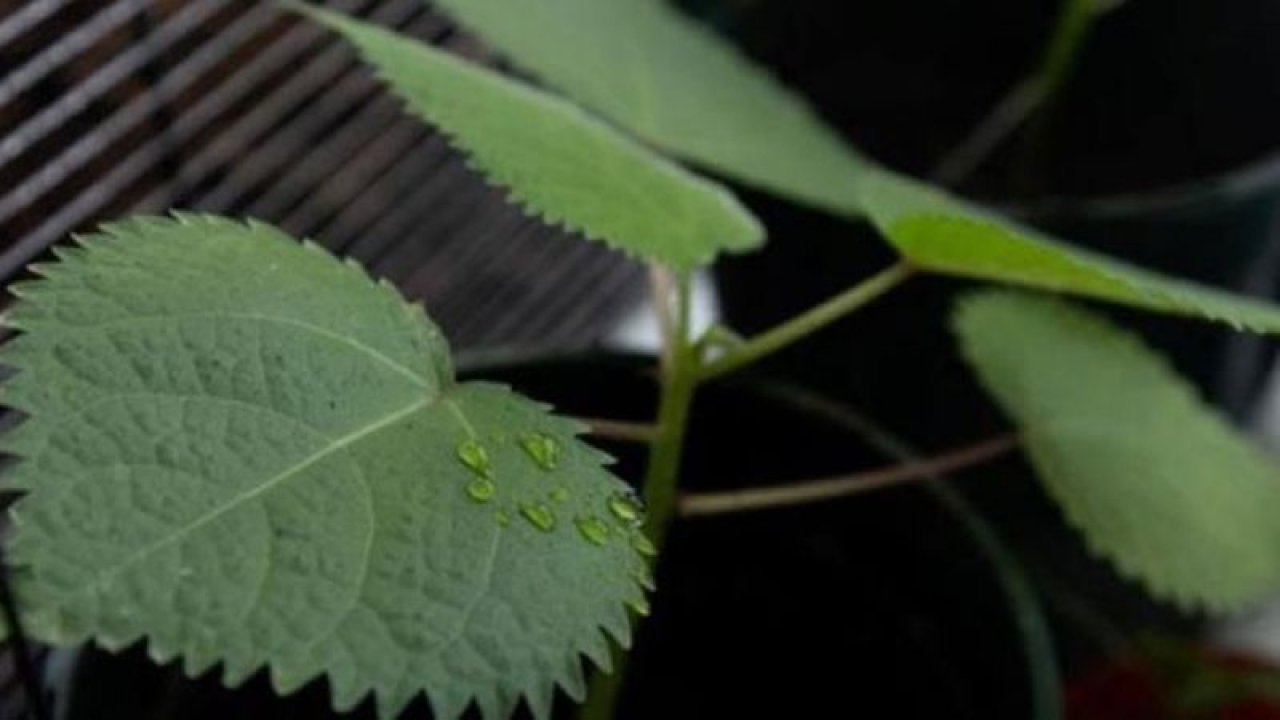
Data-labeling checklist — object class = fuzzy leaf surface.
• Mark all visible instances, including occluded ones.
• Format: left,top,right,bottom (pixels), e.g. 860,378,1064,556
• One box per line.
865,170,1280,332
955,291,1280,611
429,0,868,217
3,215,651,719
293,5,762,269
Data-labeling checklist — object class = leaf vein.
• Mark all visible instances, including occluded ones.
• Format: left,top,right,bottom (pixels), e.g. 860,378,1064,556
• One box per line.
46,311,429,389
61,397,429,604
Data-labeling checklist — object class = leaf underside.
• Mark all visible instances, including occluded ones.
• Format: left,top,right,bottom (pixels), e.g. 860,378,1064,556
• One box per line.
291,4,763,270
2,215,651,720
955,291,1280,612
430,0,869,218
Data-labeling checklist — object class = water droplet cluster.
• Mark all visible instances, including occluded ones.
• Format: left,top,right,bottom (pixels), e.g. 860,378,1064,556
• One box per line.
453,432,655,570
520,432,560,471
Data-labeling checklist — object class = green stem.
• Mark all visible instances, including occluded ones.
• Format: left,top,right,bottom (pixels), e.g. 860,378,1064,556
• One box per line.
699,262,915,381
1013,0,1112,190
1037,0,1105,105
641,348,699,545
581,263,915,719
931,77,1043,188
579,273,700,720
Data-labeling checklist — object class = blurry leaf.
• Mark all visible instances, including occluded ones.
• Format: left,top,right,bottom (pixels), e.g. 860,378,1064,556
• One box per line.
292,4,763,269
955,290,1280,611
4,215,652,719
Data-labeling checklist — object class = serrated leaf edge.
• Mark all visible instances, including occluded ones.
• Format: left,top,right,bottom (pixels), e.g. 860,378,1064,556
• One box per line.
0,212,651,720
287,3,764,270
953,290,1280,613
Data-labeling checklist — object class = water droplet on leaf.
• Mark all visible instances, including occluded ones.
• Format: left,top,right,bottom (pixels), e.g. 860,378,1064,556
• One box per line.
520,432,560,471
456,439,492,478
632,533,658,558
576,516,611,546
465,477,496,503
495,510,511,527
550,486,570,503
520,502,556,532
608,493,644,525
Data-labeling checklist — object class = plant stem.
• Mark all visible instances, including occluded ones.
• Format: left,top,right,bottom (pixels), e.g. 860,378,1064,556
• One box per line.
679,433,1018,517
641,274,699,547
1037,0,1109,109
1012,0,1115,190
933,0,1126,189
577,417,660,444
579,273,700,720
694,324,745,356
699,262,915,381
581,262,920,718
930,78,1044,188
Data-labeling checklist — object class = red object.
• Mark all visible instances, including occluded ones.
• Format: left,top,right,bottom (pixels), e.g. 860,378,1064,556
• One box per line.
1066,659,1167,720
1066,648,1280,719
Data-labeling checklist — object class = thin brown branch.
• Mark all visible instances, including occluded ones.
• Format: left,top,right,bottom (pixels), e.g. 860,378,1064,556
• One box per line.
577,417,659,444
679,433,1019,517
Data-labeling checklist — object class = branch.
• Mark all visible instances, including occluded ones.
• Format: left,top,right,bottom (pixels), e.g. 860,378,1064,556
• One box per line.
680,433,1018,517
930,78,1044,188
576,417,659,444
699,262,915,381
1012,0,1120,188
931,0,1128,188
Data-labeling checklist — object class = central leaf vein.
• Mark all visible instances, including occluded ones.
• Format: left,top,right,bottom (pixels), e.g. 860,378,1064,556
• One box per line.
58,311,430,389
71,396,430,602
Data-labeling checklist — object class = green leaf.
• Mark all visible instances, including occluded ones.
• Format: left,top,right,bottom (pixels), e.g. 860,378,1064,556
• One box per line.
428,0,868,217
2,215,652,719
954,290,1280,611
289,5,762,270
417,0,1280,333
865,169,1280,333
